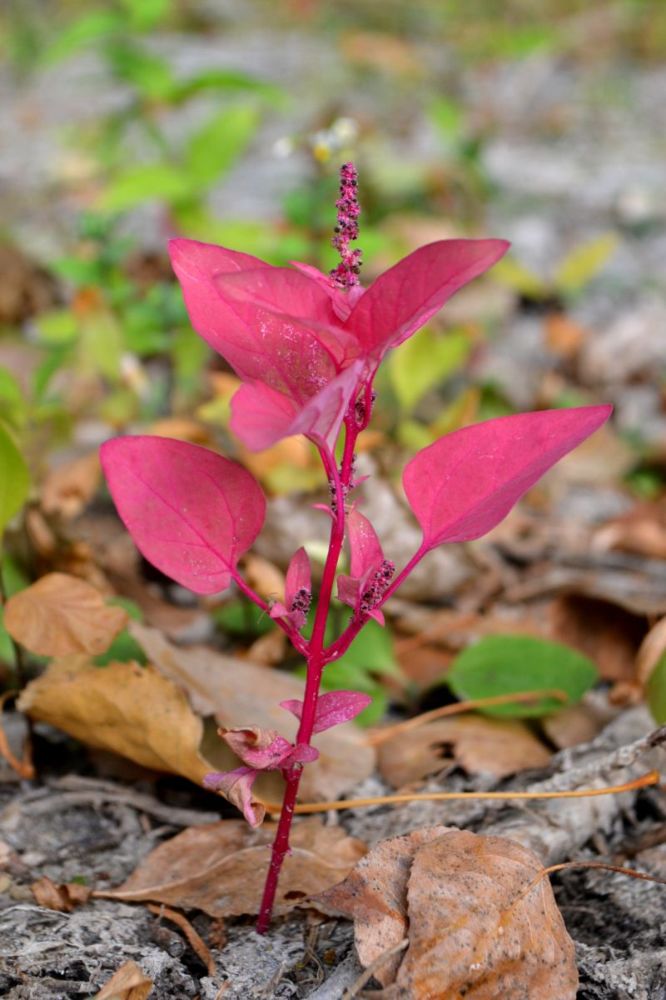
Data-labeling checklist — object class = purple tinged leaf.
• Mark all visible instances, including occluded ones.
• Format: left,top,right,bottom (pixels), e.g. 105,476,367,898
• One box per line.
203,767,264,827
337,509,388,624
285,547,311,602
403,405,613,552
230,361,364,452
280,690,373,733
221,727,295,769
100,436,266,595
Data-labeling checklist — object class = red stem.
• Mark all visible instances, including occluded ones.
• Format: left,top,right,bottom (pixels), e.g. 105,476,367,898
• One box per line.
256,427,355,932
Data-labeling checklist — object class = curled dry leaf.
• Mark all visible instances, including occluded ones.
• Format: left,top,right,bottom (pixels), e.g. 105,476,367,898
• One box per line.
318,828,578,998
636,616,666,689
4,573,128,657
94,960,153,1000
17,659,212,785
100,817,366,918
31,875,92,912
377,715,551,788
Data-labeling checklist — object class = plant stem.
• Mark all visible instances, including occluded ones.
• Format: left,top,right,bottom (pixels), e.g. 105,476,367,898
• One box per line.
256,426,356,932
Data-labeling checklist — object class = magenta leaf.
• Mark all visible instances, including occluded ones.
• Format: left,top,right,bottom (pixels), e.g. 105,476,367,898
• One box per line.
337,509,392,624
270,547,313,630
203,767,264,827
230,361,364,452
348,239,509,360
280,690,373,733
100,436,265,594
403,405,612,552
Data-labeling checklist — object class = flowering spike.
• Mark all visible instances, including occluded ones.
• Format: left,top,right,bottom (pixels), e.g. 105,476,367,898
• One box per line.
330,162,362,290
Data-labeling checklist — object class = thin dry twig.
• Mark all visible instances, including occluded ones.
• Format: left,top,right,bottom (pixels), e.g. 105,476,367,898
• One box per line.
263,770,660,816
147,902,216,976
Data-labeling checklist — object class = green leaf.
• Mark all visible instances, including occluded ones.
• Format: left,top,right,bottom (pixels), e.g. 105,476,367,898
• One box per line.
107,42,173,99
332,619,400,678
0,368,28,431
42,11,121,64
430,97,464,144
213,599,275,639
118,0,171,31
389,326,470,412
492,257,546,298
34,309,78,346
167,69,282,105
0,424,30,533
446,635,598,718
99,165,194,213
554,234,618,296
646,652,666,724
185,105,261,188
0,608,15,667
94,628,147,667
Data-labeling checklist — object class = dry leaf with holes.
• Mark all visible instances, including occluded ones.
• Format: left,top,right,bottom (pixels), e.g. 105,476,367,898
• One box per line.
319,828,577,997
41,452,100,520
394,830,578,998
94,960,153,1000
100,817,365,918
317,827,452,986
4,573,127,657
377,715,551,788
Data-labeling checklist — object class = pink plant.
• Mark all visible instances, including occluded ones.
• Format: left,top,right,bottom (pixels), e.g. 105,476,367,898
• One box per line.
100,164,612,932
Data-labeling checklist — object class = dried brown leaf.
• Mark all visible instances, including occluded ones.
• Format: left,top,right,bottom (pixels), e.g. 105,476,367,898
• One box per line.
542,697,617,750
17,659,212,785
636,616,666,689
100,817,366,918
41,453,100,520
31,875,91,912
243,554,286,602
394,830,578,998
4,573,128,657
377,715,551,788
94,960,153,1000
316,827,451,986
131,624,375,802
549,594,645,683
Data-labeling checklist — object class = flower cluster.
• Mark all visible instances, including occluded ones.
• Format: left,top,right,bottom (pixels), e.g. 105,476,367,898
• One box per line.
330,161,362,289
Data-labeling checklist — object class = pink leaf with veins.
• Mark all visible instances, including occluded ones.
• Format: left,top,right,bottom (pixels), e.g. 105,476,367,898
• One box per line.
280,690,373,733
403,405,613,552
348,239,509,360
203,767,264,828
337,509,387,624
168,238,270,362
220,726,319,769
269,547,312,630
230,361,364,452
100,436,265,594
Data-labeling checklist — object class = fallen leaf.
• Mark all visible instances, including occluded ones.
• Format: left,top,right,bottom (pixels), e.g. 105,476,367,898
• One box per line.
41,452,100,520
377,715,551,788
243,553,286,602
4,573,128,656
100,817,366,918
542,697,618,750
17,625,375,809
545,312,587,358
32,875,92,912
131,623,375,802
549,594,646,683
94,960,153,1000
317,827,451,985
319,828,578,997
17,659,213,785
593,500,666,561
395,830,578,997
636,616,666,689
